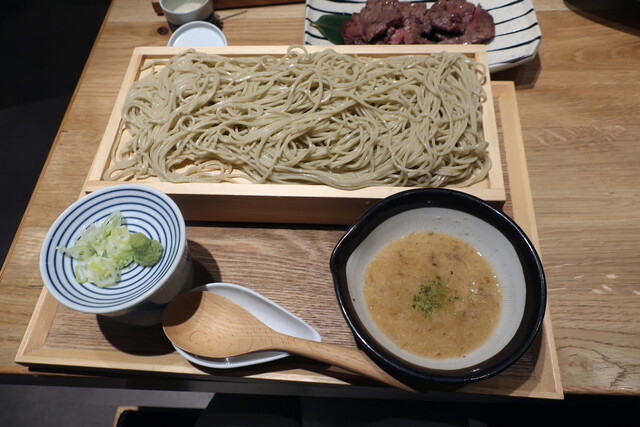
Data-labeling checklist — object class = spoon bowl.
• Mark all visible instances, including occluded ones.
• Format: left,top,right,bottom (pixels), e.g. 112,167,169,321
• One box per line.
171,283,320,369
163,290,413,391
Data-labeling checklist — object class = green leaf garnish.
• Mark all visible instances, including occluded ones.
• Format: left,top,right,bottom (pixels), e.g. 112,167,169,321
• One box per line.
311,14,350,45
412,276,460,318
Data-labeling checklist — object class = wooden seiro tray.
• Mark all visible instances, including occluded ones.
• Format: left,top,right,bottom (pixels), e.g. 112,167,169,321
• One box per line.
16,82,562,399
82,45,505,224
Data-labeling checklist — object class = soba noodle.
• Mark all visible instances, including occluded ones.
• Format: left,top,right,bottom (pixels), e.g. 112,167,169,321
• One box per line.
105,47,490,189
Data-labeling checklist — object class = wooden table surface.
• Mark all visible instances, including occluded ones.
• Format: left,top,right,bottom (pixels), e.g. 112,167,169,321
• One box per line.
1,0,639,396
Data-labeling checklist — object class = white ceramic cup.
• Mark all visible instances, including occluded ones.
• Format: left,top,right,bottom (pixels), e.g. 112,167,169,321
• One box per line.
160,0,214,30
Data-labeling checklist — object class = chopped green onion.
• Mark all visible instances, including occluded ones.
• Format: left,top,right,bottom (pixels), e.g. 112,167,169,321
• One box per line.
57,211,134,288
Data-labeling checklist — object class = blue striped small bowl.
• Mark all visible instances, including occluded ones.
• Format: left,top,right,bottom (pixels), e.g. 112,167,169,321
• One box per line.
40,184,193,326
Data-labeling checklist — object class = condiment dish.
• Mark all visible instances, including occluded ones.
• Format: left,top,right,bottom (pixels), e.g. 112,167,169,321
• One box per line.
40,184,193,326
168,21,227,47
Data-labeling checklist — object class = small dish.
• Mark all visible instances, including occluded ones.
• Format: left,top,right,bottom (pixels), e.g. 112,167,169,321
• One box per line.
40,184,193,326
330,188,546,385
171,282,322,369
168,21,227,47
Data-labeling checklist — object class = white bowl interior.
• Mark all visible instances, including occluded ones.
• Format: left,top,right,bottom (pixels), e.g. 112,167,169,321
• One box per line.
345,207,526,370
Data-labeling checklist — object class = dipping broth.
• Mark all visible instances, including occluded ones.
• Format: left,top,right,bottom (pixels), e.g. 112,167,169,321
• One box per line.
363,231,502,359
172,1,205,12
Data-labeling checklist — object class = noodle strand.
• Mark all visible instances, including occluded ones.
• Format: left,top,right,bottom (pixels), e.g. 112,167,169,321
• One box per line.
105,47,490,189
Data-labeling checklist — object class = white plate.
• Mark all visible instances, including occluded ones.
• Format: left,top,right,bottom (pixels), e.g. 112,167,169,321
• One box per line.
303,0,541,72
172,282,322,369
168,21,228,47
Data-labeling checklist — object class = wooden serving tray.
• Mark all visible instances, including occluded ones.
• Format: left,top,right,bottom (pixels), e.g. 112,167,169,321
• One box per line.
17,82,562,399
82,45,505,224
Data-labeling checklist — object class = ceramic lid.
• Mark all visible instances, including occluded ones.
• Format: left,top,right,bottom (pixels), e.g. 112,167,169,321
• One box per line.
168,21,227,47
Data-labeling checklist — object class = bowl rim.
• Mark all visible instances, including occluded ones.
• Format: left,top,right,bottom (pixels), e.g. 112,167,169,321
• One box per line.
330,188,546,385
39,184,187,314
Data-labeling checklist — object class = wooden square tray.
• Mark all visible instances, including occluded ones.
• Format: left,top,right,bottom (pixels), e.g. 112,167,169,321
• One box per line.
82,45,505,224
17,82,562,399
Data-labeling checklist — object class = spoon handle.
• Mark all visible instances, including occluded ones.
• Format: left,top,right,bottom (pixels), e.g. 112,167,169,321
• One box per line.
278,335,413,392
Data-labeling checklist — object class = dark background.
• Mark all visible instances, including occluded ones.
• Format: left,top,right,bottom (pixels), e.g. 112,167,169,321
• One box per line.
0,0,111,266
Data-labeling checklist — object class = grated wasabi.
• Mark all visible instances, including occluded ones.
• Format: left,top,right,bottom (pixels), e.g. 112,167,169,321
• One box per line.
130,232,164,266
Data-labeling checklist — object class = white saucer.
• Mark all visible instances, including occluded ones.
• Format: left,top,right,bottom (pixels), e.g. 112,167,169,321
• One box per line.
168,21,227,47
172,282,322,369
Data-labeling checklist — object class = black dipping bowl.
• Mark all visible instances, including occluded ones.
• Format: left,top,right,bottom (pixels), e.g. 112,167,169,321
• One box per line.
330,188,546,386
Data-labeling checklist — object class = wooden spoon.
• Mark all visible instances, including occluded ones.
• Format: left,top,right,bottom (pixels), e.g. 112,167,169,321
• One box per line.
163,291,413,392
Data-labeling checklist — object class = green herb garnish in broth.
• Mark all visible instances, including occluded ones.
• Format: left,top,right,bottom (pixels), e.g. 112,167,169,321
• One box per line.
412,276,460,318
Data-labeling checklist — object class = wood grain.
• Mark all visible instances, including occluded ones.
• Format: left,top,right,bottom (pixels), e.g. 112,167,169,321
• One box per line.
2,0,640,396
14,83,563,399
492,5,640,394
